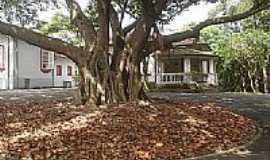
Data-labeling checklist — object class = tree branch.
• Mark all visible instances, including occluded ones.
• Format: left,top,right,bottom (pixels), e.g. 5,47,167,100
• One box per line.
109,4,125,71
110,5,122,32
96,0,110,50
119,0,129,25
65,0,97,49
0,21,84,63
123,19,139,35
164,1,270,43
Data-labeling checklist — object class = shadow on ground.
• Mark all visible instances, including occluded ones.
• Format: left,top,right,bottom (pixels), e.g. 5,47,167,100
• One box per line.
0,89,269,159
149,92,270,160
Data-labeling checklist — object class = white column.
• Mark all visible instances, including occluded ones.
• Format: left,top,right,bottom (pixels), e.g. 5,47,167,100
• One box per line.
159,62,163,73
184,58,191,83
160,62,164,83
208,59,215,85
202,60,208,82
156,59,162,84
202,61,208,74
8,36,15,89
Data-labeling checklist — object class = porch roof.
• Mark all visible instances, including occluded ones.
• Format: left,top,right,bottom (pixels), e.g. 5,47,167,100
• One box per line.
157,48,218,59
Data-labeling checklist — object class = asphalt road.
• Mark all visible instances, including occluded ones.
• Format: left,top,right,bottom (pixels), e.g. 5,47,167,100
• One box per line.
150,92,270,160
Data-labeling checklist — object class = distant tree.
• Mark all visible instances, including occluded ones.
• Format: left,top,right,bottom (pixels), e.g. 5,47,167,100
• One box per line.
0,0,58,26
37,12,84,45
201,26,238,91
201,23,270,93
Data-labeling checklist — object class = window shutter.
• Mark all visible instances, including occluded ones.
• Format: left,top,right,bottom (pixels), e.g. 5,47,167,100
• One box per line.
67,66,72,76
48,52,54,69
56,65,62,76
41,49,54,71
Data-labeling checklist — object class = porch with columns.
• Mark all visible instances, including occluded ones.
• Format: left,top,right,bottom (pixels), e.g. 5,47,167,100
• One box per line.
154,56,218,86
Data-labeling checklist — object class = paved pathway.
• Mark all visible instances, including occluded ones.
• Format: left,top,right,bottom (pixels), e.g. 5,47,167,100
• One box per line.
0,88,78,104
150,92,270,160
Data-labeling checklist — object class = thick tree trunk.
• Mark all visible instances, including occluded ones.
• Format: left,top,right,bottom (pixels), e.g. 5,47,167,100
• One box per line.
263,66,269,94
248,71,256,93
128,56,143,102
254,68,260,93
78,64,144,105
77,50,144,106
78,65,99,108
116,60,130,102
241,74,247,93
239,66,247,93
254,77,260,93
1,0,268,108
143,57,150,90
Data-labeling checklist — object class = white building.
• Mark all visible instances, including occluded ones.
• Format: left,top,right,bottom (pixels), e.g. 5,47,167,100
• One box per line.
146,40,218,87
0,33,78,90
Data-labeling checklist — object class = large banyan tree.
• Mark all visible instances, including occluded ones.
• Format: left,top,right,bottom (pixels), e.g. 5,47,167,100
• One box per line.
0,0,269,107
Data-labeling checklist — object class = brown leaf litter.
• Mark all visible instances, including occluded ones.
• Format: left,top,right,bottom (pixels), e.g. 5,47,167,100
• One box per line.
0,99,256,160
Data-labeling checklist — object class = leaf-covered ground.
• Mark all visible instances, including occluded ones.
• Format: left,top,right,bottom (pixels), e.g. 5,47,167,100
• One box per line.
0,98,256,160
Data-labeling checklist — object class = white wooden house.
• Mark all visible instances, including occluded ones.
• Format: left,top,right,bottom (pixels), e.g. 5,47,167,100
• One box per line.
147,40,218,87
0,33,78,90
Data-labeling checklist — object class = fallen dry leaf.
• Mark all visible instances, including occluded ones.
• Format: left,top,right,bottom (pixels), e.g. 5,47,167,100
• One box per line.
0,99,256,160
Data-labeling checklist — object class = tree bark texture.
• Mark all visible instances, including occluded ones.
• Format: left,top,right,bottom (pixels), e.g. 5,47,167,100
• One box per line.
0,0,269,107
248,71,256,93
263,66,269,93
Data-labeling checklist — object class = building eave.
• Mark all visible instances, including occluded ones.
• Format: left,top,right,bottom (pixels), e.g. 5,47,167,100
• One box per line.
156,48,219,59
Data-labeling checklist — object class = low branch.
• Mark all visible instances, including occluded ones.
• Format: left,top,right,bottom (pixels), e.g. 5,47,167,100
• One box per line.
65,0,97,48
110,5,122,32
119,0,129,25
164,1,270,43
109,4,125,71
96,0,110,50
123,19,139,35
0,21,84,63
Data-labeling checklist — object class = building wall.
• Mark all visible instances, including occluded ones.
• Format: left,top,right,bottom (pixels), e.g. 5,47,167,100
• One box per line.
16,40,53,88
0,33,15,89
0,35,78,90
53,55,78,88
16,41,79,89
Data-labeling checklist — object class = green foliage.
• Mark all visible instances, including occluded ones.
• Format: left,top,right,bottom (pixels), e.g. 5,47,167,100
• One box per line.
0,0,58,26
37,12,83,46
0,0,223,27
202,0,270,92
201,26,270,92
38,12,71,34
241,10,270,32
84,0,99,29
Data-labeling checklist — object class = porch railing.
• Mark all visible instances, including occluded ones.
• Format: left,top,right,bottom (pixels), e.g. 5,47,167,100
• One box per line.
157,73,185,84
156,73,217,85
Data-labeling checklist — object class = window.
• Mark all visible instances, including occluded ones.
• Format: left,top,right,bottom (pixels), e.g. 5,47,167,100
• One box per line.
67,66,72,76
40,49,54,72
56,65,62,76
190,58,202,73
0,45,4,71
163,59,184,73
